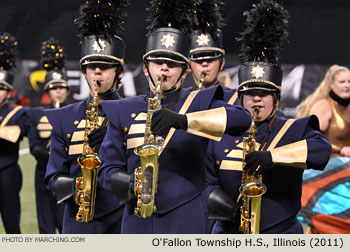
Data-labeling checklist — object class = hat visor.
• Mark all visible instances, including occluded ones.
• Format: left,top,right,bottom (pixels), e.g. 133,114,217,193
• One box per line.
189,50,223,61
0,81,12,90
143,50,188,65
44,81,69,91
80,55,124,65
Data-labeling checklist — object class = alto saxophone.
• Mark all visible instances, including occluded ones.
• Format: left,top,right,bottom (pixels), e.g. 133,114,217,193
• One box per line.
238,107,267,234
75,81,101,222
197,71,206,90
134,75,166,218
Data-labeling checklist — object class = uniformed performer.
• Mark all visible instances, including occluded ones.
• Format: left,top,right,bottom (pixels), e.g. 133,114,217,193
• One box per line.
187,0,238,233
206,0,332,234
97,0,251,234
188,0,238,104
44,0,128,233
0,32,31,234
27,38,69,234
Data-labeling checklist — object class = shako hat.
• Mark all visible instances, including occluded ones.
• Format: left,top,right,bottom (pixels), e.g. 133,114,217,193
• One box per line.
189,0,225,61
143,0,196,65
75,0,129,66
237,0,289,98
0,32,18,91
40,37,69,91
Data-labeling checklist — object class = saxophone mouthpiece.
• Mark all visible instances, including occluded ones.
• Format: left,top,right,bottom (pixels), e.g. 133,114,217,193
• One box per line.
96,80,101,87
201,71,206,77
161,75,167,81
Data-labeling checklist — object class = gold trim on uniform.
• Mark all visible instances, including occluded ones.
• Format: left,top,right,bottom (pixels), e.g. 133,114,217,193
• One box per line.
37,122,52,131
270,140,308,169
128,124,146,135
39,131,51,138
227,149,243,159
134,113,147,121
186,107,226,142
227,92,238,105
127,137,144,149
39,116,49,123
267,119,295,151
0,125,21,143
68,144,84,155
158,90,200,156
71,131,85,142
219,160,243,171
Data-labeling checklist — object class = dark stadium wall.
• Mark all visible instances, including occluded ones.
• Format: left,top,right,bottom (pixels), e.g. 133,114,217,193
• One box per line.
1,0,349,116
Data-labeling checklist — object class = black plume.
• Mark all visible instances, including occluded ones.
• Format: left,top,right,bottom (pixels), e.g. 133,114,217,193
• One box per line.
194,0,224,35
40,38,65,71
237,0,289,65
75,0,129,43
0,33,18,71
146,0,196,36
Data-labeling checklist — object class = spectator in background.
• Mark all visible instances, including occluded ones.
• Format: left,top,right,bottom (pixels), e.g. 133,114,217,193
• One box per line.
297,65,350,234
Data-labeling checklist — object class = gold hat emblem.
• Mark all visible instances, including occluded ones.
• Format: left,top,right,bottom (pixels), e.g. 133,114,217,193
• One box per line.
196,34,210,46
251,65,265,79
160,33,176,48
52,72,62,80
92,39,107,53
0,72,5,81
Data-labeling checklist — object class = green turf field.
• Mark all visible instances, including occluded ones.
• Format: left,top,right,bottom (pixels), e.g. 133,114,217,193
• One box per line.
0,138,39,234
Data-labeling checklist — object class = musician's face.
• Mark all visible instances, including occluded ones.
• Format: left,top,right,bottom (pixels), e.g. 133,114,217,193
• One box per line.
0,89,10,107
48,87,68,106
190,57,224,88
242,90,278,122
84,63,123,96
144,60,188,94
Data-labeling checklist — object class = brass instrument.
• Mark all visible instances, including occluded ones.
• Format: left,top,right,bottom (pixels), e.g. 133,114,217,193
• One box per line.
134,75,165,218
54,98,60,108
75,81,101,222
238,107,267,234
197,71,206,90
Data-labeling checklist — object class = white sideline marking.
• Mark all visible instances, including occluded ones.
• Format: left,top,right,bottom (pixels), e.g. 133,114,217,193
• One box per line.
19,148,30,155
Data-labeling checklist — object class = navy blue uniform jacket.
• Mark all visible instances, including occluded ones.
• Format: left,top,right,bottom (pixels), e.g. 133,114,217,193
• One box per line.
98,86,251,233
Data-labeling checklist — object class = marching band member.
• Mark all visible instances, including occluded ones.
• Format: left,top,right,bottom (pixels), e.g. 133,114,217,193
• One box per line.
44,0,128,233
97,0,251,234
205,0,332,234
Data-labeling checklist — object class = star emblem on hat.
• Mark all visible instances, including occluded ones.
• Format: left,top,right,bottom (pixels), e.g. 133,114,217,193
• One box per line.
92,39,107,53
251,65,265,79
196,34,210,46
160,33,176,48
52,72,62,80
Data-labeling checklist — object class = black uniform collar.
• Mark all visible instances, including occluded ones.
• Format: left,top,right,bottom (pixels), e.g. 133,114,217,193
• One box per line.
329,90,350,107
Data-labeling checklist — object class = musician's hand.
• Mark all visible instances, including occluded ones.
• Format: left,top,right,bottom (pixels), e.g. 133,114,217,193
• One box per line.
88,125,108,153
244,151,272,175
151,108,187,136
